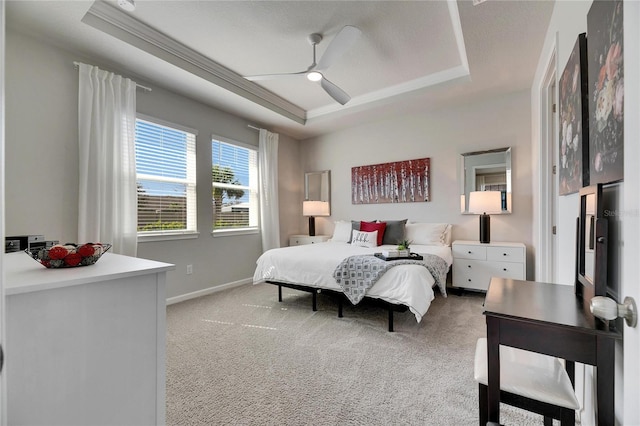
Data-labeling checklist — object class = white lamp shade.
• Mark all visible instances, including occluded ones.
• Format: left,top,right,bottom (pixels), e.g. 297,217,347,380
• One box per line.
468,191,502,214
303,200,330,217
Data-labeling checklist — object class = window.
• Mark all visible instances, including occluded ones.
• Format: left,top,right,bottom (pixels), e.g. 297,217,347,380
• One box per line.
135,116,197,236
212,137,258,232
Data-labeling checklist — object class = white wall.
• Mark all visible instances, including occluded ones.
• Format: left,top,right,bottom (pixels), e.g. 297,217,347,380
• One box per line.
531,0,593,288
6,31,79,242
5,30,302,300
301,90,535,278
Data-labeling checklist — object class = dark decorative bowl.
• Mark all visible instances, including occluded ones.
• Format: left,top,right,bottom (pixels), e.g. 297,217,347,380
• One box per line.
25,243,112,269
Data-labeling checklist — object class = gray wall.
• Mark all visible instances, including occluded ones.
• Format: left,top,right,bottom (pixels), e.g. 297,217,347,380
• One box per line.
300,90,534,278
6,30,302,299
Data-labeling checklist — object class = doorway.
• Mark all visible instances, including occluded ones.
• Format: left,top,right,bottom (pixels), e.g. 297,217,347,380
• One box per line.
538,46,557,283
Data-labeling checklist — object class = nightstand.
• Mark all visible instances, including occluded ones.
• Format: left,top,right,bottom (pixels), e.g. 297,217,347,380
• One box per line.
289,235,329,246
452,240,526,291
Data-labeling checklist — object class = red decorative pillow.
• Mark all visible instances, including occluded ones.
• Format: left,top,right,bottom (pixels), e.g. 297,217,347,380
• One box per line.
360,221,386,246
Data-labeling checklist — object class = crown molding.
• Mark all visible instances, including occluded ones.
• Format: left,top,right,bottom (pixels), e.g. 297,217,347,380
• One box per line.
307,65,470,121
82,0,306,125
82,0,470,128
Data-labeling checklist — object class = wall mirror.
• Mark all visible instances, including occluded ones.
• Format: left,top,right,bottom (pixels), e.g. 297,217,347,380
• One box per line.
305,170,331,203
576,184,608,301
459,147,512,214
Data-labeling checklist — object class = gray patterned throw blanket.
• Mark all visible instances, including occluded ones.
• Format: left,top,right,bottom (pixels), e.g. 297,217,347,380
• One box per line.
333,254,449,305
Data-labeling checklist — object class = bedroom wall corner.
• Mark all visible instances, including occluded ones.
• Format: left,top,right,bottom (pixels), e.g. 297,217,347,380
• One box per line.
529,2,631,425
5,29,272,301
6,30,79,242
277,133,303,246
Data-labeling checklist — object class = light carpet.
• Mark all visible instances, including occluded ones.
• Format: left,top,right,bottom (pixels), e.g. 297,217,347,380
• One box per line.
166,283,543,425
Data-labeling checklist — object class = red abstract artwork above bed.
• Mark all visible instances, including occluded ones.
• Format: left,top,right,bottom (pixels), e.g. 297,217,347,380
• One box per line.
351,158,430,204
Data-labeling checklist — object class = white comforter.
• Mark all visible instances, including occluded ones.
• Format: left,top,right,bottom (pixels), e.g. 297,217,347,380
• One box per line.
253,242,453,323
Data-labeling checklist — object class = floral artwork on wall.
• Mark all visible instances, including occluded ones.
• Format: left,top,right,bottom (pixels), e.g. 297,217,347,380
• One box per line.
559,33,589,195
587,0,624,185
351,158,430,204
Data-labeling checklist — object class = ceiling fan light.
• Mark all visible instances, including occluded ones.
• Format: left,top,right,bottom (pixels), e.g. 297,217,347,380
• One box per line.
306,71,322,82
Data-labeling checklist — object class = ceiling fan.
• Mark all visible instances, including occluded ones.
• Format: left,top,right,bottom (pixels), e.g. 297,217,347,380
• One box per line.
244,25,362,105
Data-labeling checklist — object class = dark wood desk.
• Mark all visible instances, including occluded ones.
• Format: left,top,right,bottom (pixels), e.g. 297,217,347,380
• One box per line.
483,277,621,425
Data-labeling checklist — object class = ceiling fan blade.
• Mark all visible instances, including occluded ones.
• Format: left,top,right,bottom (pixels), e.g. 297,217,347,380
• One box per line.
320,77,351,105
316,25,361,71
245,71,307,81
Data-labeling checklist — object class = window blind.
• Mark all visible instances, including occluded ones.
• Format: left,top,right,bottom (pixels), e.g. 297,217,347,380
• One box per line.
212,139,258,230
135,118,197,234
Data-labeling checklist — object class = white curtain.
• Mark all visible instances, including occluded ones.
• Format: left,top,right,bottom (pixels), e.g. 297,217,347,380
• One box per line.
77,63,138,256
258,129,281,251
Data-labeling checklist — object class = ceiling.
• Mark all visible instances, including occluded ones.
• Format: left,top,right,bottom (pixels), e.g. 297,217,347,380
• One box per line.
6,0,554,140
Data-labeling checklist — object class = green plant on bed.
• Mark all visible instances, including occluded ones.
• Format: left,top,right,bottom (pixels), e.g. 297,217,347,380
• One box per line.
397,239,413,251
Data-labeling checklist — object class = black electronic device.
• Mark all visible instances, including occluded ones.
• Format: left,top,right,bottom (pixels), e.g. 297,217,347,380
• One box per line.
5,235,57,253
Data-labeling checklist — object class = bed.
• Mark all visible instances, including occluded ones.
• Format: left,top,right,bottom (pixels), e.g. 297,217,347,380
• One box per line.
253,221,453,331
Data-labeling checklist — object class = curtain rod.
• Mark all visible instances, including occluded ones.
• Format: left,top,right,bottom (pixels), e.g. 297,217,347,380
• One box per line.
73,61,153,92
247,125,262,131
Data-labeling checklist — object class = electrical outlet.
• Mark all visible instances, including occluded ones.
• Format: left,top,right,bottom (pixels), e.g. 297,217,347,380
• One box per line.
186,264,193,275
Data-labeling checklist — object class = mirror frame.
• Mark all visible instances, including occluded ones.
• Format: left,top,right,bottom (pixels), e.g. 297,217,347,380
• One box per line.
459,147,512,214
304,170,331,204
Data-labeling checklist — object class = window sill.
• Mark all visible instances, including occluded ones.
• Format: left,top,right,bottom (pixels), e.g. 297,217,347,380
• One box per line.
212,228,260,238
138,231,200,243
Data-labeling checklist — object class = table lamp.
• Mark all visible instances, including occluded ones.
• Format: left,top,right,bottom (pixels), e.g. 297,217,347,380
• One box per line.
468,191,502,244
303,201,330,236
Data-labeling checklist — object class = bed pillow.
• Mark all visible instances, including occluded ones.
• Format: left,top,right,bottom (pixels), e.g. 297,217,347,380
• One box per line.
405,222,449,246
443,224,453,246
329,221,352,243
377,219,408,245
360,221,386,246
351,230,378,248
347,220,361,243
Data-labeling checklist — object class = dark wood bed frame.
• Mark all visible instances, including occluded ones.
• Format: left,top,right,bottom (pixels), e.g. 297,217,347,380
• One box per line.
266,280,409,332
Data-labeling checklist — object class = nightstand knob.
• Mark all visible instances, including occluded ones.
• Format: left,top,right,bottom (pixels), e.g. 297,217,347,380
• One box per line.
467,265,471,268
468,251,472,254
503,253,507,256
468,279,472,282
503,268,507,271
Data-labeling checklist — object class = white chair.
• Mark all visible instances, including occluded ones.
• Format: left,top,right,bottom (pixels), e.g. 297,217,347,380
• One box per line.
474,338,580,426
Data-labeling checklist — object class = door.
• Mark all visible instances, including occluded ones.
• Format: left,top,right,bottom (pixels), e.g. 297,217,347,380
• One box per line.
0,1,6,424
537,45,556,283
622,2,640,423
550,79,558,283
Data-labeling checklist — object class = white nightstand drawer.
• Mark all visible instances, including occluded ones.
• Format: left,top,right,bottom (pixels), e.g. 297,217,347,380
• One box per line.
486,246,525,263
452,244,487,261
289,235,329,246
453,262,492,291
485,261,525,280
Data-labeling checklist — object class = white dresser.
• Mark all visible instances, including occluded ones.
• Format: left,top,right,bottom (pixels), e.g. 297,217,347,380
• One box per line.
4,252,174,425
289,234,329,246
452,240,526,291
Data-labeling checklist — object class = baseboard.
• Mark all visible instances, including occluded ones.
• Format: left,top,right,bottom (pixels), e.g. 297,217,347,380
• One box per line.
166,278,252,305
